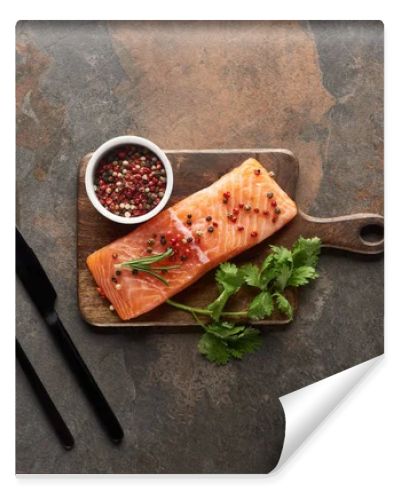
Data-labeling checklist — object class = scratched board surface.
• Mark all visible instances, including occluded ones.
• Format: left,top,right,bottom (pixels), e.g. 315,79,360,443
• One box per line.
16,21,383,474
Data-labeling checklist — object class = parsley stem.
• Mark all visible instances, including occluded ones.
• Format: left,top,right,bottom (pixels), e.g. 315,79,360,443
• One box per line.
166,299,211,316
166,299,248,318
222,310,249,318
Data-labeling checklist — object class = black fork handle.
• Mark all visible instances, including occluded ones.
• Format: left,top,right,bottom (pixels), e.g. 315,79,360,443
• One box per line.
16,338,75,450
45,311,124,443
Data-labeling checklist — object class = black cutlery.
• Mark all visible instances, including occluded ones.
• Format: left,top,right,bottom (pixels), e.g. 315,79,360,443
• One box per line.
16,227,124,443
16,339,74,450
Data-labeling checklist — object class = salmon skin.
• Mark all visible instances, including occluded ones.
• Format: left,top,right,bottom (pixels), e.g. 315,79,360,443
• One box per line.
87,158,297,320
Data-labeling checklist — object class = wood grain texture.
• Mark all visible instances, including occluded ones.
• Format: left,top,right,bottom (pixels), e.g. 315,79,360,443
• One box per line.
77,149,383,327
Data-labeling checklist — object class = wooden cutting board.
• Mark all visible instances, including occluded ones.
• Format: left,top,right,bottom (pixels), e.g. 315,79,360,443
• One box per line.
77,149,384,327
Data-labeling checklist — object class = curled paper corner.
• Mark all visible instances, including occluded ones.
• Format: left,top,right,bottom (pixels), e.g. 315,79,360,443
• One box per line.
273,354,383,472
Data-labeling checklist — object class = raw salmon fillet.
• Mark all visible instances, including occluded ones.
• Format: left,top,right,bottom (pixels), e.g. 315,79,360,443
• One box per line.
87,158,297,320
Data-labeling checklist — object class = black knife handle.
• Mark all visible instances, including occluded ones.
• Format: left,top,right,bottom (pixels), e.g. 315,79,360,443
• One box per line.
45,311,124,443
16,339,75,450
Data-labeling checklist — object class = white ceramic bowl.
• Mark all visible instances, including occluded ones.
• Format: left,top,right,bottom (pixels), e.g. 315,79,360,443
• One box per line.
85,135,173,224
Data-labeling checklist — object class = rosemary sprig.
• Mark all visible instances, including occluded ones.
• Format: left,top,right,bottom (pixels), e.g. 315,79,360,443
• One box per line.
117,248,180,286
120,247,174,266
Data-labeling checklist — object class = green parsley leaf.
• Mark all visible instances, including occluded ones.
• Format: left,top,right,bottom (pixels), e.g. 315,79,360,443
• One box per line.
273,292,293,320
270,245,292,264
215,262,245,292
231,325,260,340
260,252,275,273
203,321,246,339
259,252,278,287
287,266,319,287
198,322,262,364
267,246,293,291
274,262,292,291
292,236,321,268
227,334,262,359
241,263,262,288
208,263,245,321
198,333,230,365
248,291,274,320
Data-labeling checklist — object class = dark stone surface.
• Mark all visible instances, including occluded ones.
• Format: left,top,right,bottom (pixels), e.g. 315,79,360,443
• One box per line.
16,21,383,474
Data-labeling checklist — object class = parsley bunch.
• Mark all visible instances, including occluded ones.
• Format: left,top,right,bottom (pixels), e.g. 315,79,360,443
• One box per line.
243,236,321,321
167,236,321,365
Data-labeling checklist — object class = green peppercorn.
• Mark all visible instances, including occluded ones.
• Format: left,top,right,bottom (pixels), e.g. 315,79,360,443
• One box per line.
274,207,281,214
207,226,214,233
116,270,121,276
267,192,274,199
206,215,212,222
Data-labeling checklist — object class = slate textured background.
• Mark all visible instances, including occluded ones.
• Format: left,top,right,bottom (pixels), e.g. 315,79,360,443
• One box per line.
16,21,383,474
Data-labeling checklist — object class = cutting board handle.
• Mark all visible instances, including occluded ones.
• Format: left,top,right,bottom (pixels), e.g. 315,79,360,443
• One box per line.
298,210,384,254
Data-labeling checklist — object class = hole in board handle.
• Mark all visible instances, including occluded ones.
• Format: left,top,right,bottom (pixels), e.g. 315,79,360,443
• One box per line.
359,223,384,246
